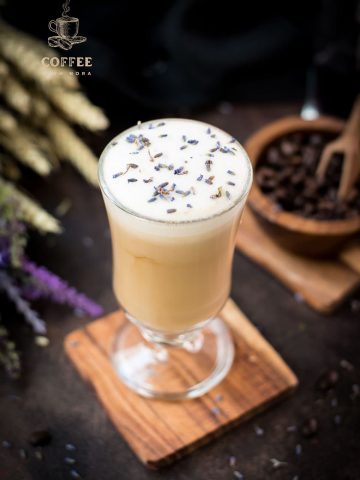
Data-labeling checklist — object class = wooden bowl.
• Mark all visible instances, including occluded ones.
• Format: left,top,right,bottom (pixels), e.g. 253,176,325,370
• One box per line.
246,115,360,257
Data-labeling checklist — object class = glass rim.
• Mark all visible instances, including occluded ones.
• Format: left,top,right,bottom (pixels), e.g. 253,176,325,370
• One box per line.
98,118,253,225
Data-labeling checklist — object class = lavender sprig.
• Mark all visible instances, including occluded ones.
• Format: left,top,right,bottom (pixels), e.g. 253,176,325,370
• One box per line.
22,259,103,318
0,271,46,334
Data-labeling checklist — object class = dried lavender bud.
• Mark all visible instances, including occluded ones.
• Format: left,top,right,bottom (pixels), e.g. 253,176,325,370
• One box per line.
210,187,223,199
205,176,215,185
70,469,81,479
167,209,177,214
126,134,136,143
127,178,138,183
65,444,76,451
205,160,213,172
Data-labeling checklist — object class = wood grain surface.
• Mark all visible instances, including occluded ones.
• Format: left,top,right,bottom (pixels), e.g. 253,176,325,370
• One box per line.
340,240,360,274
64,299,297,468
236,210,360,313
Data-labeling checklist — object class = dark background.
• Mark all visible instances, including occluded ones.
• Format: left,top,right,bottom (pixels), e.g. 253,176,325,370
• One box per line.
1,1,360,480
1,0,359,118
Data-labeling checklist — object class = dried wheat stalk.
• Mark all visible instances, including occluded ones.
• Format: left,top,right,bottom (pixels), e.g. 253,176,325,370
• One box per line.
0,176,62,233
1,74,31,115
21,125,59,167
45,114,98,186
0,152,21,181
0,60,9,77
46,87,109,131
31,92,51,121
0,106,18,132
0,129,52,176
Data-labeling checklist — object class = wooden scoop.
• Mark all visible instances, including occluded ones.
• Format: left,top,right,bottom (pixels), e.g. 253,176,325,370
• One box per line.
316,95,360,200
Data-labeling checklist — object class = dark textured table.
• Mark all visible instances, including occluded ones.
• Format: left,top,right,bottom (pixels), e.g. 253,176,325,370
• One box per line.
1,103,359,480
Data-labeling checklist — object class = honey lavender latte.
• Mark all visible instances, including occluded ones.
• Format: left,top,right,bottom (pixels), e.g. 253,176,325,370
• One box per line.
99,118,252,399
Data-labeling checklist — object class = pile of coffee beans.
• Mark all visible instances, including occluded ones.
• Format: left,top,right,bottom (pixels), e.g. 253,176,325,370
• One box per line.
256,131,360,220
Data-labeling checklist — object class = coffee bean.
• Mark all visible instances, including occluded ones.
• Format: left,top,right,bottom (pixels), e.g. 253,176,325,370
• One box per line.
257,131,360,221
280,140,298,156
301,418,319,438
28,430,52,447
309,133,323,146
267,147,282,165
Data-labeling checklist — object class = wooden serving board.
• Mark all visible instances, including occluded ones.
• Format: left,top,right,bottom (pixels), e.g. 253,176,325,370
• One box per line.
64,299,297,468
236,210,360,313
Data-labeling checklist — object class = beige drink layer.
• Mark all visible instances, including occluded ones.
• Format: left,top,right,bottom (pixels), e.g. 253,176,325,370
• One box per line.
99,119,252,332
105,198,243,332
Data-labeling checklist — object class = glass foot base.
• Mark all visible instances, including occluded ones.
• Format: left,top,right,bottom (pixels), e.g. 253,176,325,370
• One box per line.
111,318,234,400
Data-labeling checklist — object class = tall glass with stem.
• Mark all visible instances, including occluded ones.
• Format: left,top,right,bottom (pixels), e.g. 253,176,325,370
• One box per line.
98,118,252,400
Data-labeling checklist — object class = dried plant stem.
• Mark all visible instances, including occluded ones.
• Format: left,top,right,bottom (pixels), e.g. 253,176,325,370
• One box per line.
0,152,22,181
1,74,31,115
0,60,9,78
0,176,62,234
46,87,109,131
0,127,52,176
0,106,18,132
31,92,51,121
45,115,99,186
21,125,59,167
0,21,79,90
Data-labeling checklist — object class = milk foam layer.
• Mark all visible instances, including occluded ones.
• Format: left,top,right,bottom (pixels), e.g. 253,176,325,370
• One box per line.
100,118,251,223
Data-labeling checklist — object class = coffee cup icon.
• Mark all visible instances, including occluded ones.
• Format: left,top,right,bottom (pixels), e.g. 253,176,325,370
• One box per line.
48,15,86,50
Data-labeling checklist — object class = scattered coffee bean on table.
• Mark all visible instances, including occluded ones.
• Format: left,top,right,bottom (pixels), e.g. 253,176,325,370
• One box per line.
256,131,360,220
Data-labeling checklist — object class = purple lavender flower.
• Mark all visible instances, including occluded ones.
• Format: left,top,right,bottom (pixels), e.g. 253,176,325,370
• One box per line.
22,258,103,318
0,272,46,334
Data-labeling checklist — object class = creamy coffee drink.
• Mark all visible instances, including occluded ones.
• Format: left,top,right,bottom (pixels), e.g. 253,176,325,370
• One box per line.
99,119,252,333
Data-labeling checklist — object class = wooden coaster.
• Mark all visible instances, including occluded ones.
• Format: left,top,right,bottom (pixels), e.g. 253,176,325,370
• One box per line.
64,298,297,468
236,210,360,313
